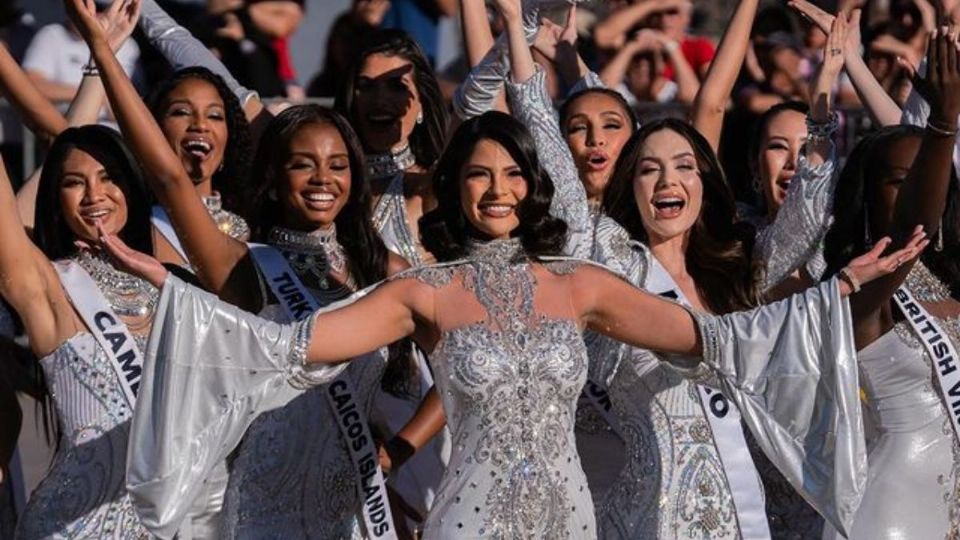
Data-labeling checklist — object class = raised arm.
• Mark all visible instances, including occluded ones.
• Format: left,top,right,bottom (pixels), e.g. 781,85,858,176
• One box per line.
67,0,250,296
0,156,64,355
137,0,265,122
0,44,67,141
593,0,662,50
852,30,959,317
691,0,760,152
496,0,591,258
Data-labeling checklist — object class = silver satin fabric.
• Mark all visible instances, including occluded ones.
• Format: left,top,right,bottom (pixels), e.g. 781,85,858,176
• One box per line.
692,279,866,537
125,276,345,539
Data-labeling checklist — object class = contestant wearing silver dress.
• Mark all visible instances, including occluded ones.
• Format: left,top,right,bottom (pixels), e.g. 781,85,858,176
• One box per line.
16,334,149,540
822,263,960,540
497,50,841,535
220,230,386,539
128,228,865,539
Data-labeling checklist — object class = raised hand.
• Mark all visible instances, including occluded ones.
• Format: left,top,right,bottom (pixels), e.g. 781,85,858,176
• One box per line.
97,221,169,288
788,0,834,33
911,28,960,126
64,0,109,45
532,4,578,61
844,227,930,292
99,0,142,53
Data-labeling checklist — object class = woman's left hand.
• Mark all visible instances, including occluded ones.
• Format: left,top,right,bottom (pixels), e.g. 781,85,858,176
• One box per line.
96,221,169,288
843,226,930,293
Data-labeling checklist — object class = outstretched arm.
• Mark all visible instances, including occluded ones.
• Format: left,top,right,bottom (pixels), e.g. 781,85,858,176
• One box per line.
67,0,251,299
691,0,760,152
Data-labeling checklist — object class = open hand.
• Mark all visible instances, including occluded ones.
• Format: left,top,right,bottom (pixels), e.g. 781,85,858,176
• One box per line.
910,28,960,125
844,226,929,291
532,4,578,61
96,221,169,288
64,0,108,45
99,0,142,53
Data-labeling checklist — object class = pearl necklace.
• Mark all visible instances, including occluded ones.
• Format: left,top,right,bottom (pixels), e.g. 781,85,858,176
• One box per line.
72,250,159,318
268,226,354,292
365,142,416,180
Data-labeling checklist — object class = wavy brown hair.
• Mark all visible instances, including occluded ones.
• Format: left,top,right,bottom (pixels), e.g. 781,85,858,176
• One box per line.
603,119,764,313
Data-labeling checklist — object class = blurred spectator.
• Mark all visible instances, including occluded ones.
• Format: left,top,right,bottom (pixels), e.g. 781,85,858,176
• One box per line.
211,0,305,98
308,0,391,98
600,28,700,105
22,16,140,107
381,0,456,67
594,0,715,80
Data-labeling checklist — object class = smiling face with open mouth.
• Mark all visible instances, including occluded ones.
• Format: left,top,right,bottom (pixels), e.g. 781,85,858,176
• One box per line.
59,148,129,243
159,78,229,186
564,92,633,203
633,128,703,243
460,138,529,241
353,53,422,155
757,108,806,214
278,122,353,231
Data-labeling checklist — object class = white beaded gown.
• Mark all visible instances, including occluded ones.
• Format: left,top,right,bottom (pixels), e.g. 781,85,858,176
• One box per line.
15,334,149,539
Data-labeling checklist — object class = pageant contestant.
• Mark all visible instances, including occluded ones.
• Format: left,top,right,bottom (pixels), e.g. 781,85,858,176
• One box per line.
147,66,253,267
2,126,155,539
73,1,443,534
119,99,923,540
820,29,960,539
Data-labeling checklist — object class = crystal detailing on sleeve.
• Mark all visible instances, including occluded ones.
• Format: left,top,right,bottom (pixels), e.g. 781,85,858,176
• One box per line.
505,67,593,259
756,146,838,290
566,71,605,97
285,311,337,389
592,216,649,285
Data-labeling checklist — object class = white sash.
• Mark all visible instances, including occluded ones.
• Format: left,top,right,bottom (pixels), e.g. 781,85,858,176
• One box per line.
54,261,143,408
248,244,400,540
646,260,771,540
151,206,187,262
893,287,960,444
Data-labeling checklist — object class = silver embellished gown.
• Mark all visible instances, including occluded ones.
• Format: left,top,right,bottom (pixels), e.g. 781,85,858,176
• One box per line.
487,55,840,536
16,334,149,539
219,286,386,539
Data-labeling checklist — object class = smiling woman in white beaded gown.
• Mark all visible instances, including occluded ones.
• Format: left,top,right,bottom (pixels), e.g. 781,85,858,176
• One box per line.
0,125,157,539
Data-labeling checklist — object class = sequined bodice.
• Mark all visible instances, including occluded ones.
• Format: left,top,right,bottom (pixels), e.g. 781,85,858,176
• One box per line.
372,173,424,266
17,334,148,539
401,243,596,538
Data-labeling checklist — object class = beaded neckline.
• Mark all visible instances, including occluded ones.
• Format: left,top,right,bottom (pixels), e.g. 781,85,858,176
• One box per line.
905,262,952,303
72,249,158,318
465,237,525,265
366,143,416,180
268,226,352,292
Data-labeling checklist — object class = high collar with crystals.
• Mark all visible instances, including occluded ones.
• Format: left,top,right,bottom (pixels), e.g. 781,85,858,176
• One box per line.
268,225,339,252
366,143,416,180
464,237,525,264
201,192,223,213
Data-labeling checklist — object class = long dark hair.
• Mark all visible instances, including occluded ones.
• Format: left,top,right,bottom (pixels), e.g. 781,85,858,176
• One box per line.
419,111,568,262
250,105,389,288
35,126,153,260
149,67,253,217
604,119,763,313
823,125,960,297
559,87,640,132
335,29,447,168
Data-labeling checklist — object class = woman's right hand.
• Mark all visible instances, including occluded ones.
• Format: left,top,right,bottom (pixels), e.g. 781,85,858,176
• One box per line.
99,0,142,53
912,28,960,126
64,0,110,46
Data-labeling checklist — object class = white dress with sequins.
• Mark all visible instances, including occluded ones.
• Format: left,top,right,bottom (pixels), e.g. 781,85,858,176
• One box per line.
16,334,149,539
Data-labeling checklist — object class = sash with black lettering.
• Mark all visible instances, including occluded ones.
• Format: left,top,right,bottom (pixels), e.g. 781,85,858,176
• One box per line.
646,260,771,540
54,260,143,408
150,206,188,262
894,287,960,444
248,244,399,540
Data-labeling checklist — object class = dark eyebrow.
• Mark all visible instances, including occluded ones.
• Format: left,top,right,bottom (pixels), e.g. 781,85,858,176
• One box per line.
672,151,695,160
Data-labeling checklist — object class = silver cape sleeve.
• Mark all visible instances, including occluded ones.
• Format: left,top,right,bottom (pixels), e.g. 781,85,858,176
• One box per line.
681,278,866,537
505,67,593,259
125,275,347,539
756,146,838,288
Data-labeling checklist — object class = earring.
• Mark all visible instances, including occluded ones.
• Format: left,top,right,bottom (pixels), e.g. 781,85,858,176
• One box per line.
268,188,277,201
863,208,873,248
752,176,761,193
935,219,944,252
218,161,225,172
416,110,424,125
